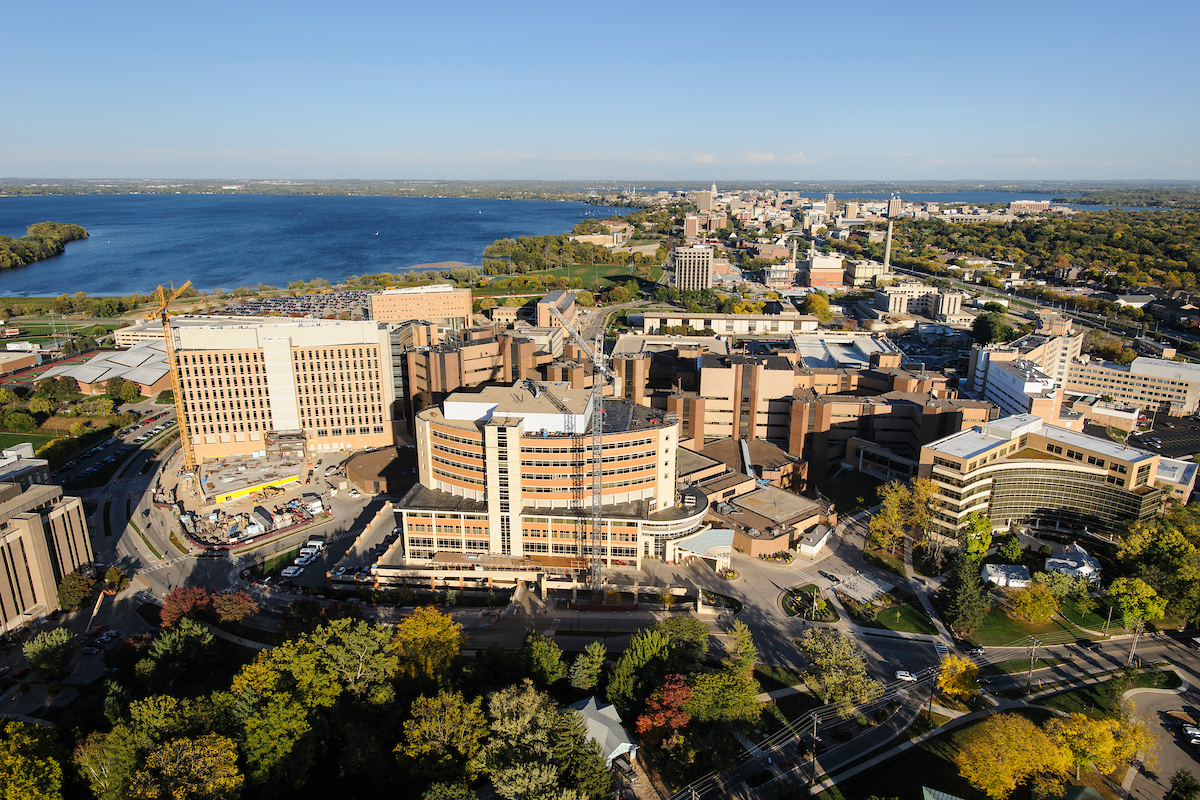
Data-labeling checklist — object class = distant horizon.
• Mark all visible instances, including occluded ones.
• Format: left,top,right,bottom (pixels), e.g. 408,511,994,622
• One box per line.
3,177,1198,188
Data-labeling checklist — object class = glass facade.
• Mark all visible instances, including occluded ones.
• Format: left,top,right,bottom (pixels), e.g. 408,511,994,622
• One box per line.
985,465,1162,534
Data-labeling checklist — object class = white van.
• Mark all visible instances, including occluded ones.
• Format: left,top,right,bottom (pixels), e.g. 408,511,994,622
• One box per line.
305,539,326,552
298,547,318,558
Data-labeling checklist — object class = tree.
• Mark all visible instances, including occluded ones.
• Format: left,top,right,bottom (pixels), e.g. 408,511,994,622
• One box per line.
655,616,710,671
972,312,1016,345
129,734,243,800
945,554,992,635
962,512,993,562
145,618,217,687
867,480,909,553
798,629,884,719
24,627,75,679
422,784,474,800
0,720,64,800
1032,570,1080,599
0,387,17,405
105,376,127,397
996,534,1022,563
635,674,692,747
212,591,258,624
955,713,1069,799
4,410,37,432
393,607,463,685
1107,577,1168,625
28,396,54,415
160,586,213,628
119,381,142,403
607,628,671,712
936,654,979,702
482,679,607,800
721,619,757,677
1008,584,1058,623
104,566,131,593
1046,712,1149,780
306,618,398,701
68,421,86,438
684,671,761,723
569,641,606,690
57,568,97,611
398,690,488,782
801,292,833,323
520,630,565,687
1170,768,1200,800
74,726,139,800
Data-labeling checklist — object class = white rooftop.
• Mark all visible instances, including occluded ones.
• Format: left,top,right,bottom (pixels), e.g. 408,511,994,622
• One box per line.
41,339,170,387
787,333,903,369
1155,457,1197,489
926,414,1158,464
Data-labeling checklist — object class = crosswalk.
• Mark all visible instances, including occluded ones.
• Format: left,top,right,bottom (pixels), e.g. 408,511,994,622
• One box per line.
934,642,949,658
136,555,189,575
788,564,815,584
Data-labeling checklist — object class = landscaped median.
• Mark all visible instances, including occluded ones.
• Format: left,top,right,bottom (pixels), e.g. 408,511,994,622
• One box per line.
782,583,839,622
838,587,936,635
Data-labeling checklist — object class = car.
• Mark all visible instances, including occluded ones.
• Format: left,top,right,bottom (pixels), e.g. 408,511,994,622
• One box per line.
819,571,840,583
86,624,106,637
1183,725,1200,738
1081,641,1102,652
281,566,303,578
81,646,99,655
967,646,985,656
895,670,917,682
103,667,121,676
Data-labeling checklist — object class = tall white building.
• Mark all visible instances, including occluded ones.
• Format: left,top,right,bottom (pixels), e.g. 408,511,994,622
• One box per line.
672,245,714,291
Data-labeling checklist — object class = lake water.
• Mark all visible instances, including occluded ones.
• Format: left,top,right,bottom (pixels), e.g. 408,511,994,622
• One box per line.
0,195,632,297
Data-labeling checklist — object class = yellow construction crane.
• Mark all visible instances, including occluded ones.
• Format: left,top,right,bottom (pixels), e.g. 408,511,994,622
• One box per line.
145,282,197,475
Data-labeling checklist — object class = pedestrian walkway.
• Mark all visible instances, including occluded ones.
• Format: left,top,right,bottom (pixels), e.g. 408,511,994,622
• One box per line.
788,564,815,585
903,539,954,642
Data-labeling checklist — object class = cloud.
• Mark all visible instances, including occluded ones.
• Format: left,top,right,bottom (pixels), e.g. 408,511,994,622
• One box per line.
744,151,776,163
693,153,715,163
778,152,809,164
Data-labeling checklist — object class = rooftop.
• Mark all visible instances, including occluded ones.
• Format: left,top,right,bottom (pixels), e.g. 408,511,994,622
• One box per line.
731,486,823,525
925,414,1158,465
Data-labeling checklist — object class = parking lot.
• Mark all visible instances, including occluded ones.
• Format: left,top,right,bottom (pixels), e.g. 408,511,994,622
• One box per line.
1129,414,1200,459
53,407,177,486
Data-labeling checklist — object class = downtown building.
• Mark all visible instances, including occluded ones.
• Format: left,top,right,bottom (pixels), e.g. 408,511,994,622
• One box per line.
394,382,707,578
918,415,1195,537
672,245,714,291
0,483,93,634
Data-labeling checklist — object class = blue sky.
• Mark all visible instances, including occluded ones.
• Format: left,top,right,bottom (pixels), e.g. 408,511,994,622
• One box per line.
2,0,1197,180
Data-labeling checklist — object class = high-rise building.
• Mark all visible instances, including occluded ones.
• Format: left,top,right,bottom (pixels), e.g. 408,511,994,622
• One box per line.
672,245,714,291
174,318,398,462
824,193,835,217
695,192,713,212
684,215,700,239
0,483,93,634
369,284,472,330
887,195,902,217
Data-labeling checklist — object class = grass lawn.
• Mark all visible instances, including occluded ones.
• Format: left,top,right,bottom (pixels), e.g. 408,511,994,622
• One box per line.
874,600,937,635
754,664,806,692
967,604,1091,647
1059,596,1112,630
773,689,822,723
863,548,907,578
251,546,303,579
0,431,59,450
981,657,1074,675
817,470,885,514
1038,669,1182,717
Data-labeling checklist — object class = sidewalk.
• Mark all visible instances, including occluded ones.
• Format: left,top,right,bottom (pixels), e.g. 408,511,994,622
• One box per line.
902,538,954,642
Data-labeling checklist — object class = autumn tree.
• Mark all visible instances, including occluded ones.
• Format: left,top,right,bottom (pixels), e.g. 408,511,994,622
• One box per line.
397,690,488,782
607,628,671,713
160,585,213,629
104,566,131,593
393,607,463,686
569,641,607,691
57,568,96,611
520,630,565,687
655,615,710,671
635,674,692,748
0,720,64,800
867,480,909,553
212,591,258,624
798,629,884,719
955,713,1069,799
936,654,979,702
482,679,607,800
24,627,75,679
1008,584,1058,623
129,734,244,800
1046,712,1151,780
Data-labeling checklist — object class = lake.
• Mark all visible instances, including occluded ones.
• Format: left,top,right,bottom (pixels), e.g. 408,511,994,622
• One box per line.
0,195,632,297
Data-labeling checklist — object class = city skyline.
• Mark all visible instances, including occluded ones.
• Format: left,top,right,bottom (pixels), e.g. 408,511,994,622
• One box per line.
3,0,1197,181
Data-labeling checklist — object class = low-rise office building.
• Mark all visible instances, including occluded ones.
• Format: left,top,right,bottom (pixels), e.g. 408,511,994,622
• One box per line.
0,483,93,634
633,311,817,336
369,284,472,329
1065,356,1200,416
919,414,1168,537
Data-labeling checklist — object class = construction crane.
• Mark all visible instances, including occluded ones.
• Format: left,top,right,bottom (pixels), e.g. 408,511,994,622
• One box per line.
145,282,197,475
547,307,613,592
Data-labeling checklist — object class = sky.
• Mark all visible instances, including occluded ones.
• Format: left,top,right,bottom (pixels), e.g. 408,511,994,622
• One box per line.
2,0,1197,181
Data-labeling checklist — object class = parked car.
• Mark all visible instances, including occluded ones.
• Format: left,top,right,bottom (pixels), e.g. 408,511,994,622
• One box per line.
281,566,303,578
967,646,985,656
895,670,917,682
81,646,99,655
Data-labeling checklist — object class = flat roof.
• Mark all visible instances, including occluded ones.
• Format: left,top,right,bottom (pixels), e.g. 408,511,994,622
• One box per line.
677,446,723,478
444,382,590,419
925,414,1158,464
732,486,821,524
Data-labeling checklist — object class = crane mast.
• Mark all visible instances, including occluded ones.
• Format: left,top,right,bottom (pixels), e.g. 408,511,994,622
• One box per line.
145,283,196,475
547,307,611,593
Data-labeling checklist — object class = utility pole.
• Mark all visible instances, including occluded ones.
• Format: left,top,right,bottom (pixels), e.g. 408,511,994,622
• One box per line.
1127,617,1145,667
808,714,819,786
1025,636,1041,690
1104,604,1113,635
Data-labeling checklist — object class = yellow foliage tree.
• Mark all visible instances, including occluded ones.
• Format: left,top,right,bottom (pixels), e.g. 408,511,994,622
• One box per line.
955,713,1069,799
1047,710,1155,780
1007,583,1058,623
129,734,243,800
392,606,463,684
936,654,979,703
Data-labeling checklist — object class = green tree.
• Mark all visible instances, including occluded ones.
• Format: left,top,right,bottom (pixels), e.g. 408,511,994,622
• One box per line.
1008,584,1058,623
57,568,97,611
684,671,761,723
422,784,474,800
656,616,710,671
945,554,992,635
4,410,37,432
23,627,76,679
0,720,64,800
129,734,243,800
606,628,670,712
1107,577,1168,625
798,629,884,719
721,619,757,677
119,382,142,403
74,726,139,800
996,534,1022,563
104,566,131,593
69,421,87,438
972,312,1016,345
397,690,487,782
146,618,217,688
393,607,463,686
306,618,399,702
569,641,607,690
962,511,993,562
105,377,127,397
0,387,17,404
28,396,54,415
1170,768,1200,800
520,630,565,687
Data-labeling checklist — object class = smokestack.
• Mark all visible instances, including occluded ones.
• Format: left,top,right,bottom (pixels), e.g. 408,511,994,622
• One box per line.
884,220,894,269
